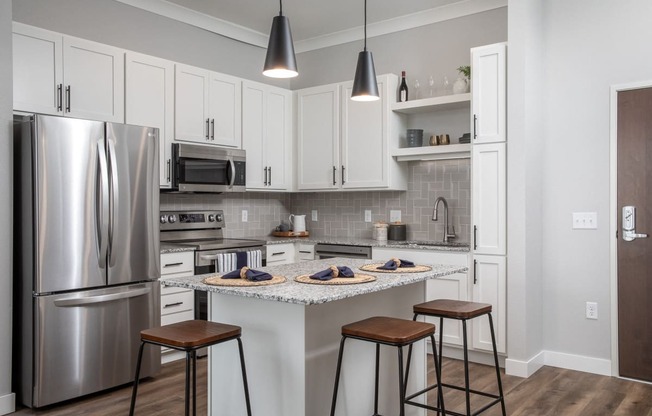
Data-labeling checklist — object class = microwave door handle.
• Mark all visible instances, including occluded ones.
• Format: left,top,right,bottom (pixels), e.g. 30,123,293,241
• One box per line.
228,158,236,188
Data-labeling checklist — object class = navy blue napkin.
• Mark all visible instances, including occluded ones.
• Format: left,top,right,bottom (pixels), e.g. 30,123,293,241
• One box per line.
310,266,355,281
378,258,416,270
222,267,273,282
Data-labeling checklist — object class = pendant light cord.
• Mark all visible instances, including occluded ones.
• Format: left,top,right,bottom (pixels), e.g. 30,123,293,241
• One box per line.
279,0,283,16
363,0,367,51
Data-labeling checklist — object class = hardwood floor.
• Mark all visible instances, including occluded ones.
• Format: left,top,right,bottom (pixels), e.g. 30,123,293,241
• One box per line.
10,356,652,415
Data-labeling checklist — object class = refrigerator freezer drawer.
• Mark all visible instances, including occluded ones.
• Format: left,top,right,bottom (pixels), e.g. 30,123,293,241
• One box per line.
30,282,161,408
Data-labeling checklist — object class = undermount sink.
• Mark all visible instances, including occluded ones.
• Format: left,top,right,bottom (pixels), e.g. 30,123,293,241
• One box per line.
394,240,469,248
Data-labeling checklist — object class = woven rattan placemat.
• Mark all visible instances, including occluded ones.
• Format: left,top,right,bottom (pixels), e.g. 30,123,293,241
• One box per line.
359,264,432,273
294,273,376,285
203,275,287,287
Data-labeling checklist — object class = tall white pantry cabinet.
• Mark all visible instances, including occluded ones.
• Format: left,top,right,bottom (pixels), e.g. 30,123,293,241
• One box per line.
470,43,507,353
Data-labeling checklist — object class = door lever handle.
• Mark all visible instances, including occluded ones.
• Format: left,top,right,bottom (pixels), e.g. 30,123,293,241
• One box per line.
622,205,648,241
623,230,648,242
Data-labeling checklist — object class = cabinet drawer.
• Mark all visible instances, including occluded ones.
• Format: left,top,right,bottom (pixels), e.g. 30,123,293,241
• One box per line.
161,252,194,276
297,243,315,261
161,290,194,316
160,282,191,296
266,243,295,264
161,309,195,326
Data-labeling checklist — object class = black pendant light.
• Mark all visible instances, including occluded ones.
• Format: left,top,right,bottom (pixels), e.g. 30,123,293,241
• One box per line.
263,0,298,78
351,0,379,101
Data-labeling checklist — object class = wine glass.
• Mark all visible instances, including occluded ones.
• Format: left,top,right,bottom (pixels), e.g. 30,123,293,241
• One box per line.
428,75,435,97
414,79,420,99
442,76,450,95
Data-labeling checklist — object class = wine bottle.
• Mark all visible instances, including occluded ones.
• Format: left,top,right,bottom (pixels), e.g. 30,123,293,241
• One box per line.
399,71,409,102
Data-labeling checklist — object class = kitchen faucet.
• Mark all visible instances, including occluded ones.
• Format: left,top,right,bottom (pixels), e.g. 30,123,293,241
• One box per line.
432,196,456,243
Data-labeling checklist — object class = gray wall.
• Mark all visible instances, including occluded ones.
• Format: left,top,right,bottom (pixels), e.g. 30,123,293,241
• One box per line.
291,8,508,90
12,0,290,88
0,2,14,414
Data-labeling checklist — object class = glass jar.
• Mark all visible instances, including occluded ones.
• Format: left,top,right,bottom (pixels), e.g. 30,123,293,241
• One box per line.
373,222,389,241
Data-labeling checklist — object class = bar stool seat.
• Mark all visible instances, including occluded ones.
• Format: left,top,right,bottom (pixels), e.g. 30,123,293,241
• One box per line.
406,299,506,416
331,316,445,416
129,320,252,416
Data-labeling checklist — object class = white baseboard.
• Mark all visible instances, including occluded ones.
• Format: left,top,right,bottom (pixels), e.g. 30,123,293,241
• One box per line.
505,351,545,378
543,350,612,376
0,392,15,415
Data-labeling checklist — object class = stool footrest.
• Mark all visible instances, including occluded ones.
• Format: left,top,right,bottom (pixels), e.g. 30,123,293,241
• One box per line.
405,382,503,416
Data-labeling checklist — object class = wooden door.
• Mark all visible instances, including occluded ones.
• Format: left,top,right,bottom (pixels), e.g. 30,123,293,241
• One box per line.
617,87,652,381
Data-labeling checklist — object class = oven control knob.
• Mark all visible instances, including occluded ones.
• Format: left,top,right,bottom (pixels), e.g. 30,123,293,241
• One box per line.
168,214,177,224
160,215,168,224
216,214,223,222
208,214,216,222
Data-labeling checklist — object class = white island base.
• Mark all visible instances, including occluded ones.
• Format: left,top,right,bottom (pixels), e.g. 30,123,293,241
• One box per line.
208,283,429,416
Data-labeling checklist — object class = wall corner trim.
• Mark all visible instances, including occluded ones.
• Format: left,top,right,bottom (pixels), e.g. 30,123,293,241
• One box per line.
505,351,545,378
0,393,15,415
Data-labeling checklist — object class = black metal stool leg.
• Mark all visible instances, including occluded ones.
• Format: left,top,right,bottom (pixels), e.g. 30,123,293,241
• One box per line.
488,314,507,416
129,341,146,416
330,336,347,416
437,316,444,416
185,351,191,416
430,334,446,416
397,345,406,416
373,343,381,416
192,350,197,416
403,313,418,391
462,319,471,416
237,337,253,416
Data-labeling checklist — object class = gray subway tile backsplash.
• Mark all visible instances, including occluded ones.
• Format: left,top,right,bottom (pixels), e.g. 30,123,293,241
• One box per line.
161,159,470,243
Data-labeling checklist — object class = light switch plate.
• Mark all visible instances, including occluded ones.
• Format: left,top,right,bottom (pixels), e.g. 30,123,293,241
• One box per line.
312,210,318,221
241,210,248,222
390,210,402,223
572,212,597,229
364,210,372,223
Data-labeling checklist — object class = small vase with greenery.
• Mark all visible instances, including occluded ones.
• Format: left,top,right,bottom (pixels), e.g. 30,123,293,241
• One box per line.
453,65,471,94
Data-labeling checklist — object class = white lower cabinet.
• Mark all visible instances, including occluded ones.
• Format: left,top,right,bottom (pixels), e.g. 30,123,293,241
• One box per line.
266,243,296,265
296,243,315,262
160,251,195,363
471,255,506,354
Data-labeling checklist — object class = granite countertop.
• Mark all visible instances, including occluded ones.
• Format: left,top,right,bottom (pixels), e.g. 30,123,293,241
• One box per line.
161,257,467,306
160,242,197,254
262,236,470,252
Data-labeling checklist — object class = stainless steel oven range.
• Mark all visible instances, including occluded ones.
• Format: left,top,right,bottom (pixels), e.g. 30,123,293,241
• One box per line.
160,210,266,320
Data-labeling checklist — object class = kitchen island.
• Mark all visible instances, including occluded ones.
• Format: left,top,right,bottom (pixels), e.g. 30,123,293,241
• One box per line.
162,258,467,416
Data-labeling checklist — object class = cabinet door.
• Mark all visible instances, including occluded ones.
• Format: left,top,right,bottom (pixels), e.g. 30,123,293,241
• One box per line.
266,88,292,190
125,52,174,188
341,78,387,189
471,255,506,353
471,43,506,144
175,64,210,144
472,143,506,255
208,72,241,148
297,85,340,190
426,273,468,346
12,23,63,115
63,36,124,122
242,82,266,189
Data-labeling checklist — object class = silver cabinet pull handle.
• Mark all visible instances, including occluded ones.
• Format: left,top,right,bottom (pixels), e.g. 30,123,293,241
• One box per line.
163,262,183,268
167,159,171,183
473,114,477,140
269,166,272,186
342,165,345,185
57,84,63,112
65,85,71,112
272,252,285,256
211,118,215,140
164,302,184,308
333,166,337,185
473,259,478,284
206,118,210,140
264,167,268,186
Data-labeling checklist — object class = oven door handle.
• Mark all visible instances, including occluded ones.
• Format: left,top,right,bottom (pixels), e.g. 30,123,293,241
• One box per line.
199,254,221,261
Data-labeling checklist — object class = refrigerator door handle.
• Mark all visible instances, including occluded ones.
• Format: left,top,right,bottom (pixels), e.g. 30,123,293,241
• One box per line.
97,141,110,268
107,139,119,267
53,287,151,307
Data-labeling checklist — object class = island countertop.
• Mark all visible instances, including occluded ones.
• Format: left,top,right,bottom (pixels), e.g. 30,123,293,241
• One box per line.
161,257,467,306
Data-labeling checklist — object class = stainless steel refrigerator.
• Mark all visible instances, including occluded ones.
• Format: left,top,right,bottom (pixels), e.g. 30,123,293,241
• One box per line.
14,114,161,408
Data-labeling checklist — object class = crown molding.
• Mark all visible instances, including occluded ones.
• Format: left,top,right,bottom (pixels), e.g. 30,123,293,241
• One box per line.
115,0,507,53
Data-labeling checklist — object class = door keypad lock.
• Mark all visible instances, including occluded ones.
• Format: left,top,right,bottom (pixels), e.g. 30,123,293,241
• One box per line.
622,205,649,241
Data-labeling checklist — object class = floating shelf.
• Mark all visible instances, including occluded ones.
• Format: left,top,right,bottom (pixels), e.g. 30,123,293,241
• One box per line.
392,144,471,162
391,93,471,114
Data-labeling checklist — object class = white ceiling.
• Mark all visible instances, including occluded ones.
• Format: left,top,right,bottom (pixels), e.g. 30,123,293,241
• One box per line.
117,0,507,52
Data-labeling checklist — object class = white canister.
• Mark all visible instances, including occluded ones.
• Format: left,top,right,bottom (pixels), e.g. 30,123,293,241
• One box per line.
373,223,389,241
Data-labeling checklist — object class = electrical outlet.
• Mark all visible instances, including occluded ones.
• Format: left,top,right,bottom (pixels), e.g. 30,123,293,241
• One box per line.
364,210,372,223
586,302,598,320
390,210,402,223
241,210,248,222
573,212,598,229
312,210,318,221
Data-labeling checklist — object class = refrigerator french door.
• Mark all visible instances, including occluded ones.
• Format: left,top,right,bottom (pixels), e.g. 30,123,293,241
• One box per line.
14,114,161,408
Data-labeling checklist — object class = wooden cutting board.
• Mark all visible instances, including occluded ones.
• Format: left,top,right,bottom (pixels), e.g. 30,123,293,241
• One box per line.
272,231,310,237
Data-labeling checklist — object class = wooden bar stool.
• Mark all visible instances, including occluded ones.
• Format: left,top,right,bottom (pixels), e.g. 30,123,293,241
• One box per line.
405,299,506,416
129,320,252,416
330,316,446,416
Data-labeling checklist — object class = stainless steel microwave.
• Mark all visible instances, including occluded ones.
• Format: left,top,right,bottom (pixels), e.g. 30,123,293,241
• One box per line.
170,143,246,192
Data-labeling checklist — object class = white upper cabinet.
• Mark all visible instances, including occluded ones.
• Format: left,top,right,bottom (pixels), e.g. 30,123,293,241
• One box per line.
297,84,341,190
471,43,506,144
125,52,175,188
242,81,292,191
297,74,406,191
472,142,506,255
175,64,241,148
13,23,124,123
